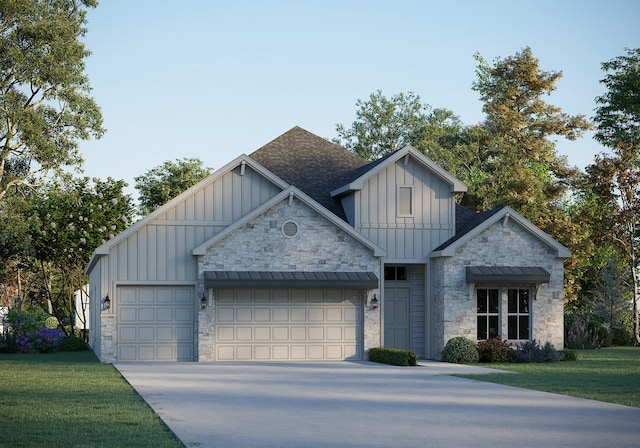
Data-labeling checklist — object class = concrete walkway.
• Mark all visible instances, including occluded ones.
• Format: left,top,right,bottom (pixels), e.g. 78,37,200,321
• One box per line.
116,361,640,448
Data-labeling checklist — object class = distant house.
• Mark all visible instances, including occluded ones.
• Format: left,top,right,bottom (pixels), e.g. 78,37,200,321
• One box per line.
86,127,569,362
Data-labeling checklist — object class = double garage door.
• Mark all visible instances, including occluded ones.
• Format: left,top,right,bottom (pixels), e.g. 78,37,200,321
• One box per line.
215,288,363,361
117,286,195,362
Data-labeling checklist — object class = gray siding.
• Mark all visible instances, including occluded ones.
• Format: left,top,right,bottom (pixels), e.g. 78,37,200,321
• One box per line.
355,159,455,260
410,265,425,357
108,165,281,282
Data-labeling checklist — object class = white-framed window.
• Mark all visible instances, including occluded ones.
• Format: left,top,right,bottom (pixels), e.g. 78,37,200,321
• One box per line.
384,265,408,281
397,185,413,217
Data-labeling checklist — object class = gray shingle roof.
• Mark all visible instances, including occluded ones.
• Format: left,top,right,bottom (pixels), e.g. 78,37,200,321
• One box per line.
250,126,370,220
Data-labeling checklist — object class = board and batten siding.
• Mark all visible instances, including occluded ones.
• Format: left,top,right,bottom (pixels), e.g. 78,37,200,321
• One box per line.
108,165,282,282
409,264,425,357
355,159,455,260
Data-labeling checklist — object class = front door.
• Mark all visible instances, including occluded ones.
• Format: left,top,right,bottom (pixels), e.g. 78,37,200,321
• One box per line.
384,288,410,350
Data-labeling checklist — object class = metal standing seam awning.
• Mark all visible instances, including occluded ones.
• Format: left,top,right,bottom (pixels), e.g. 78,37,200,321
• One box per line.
465,266,550,284
204,271,379,289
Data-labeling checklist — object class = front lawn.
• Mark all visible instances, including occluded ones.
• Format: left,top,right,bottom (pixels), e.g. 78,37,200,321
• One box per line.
0,351,183,447
456,347,640,408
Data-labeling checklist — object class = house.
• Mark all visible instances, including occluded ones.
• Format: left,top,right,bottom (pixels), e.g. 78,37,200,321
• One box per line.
86,126,569,362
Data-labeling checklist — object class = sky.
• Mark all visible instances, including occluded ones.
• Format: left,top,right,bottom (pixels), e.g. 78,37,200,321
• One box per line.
78,0,640,200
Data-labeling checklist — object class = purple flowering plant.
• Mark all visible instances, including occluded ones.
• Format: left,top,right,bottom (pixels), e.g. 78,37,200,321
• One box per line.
17,328,64,353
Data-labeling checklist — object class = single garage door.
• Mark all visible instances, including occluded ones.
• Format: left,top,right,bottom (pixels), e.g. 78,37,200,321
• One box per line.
215,288,363,361
117,286,195,361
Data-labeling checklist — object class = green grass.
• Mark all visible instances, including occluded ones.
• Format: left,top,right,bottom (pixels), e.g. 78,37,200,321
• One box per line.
0,351,183,448
456,347,640,408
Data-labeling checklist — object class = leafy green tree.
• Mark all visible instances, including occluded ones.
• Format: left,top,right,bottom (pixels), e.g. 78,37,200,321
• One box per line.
334,90,430,160
28,175,135,332
471,47,592,224
0,0,103,202
590,48,640,345
135,157,213,215
591,254,631,346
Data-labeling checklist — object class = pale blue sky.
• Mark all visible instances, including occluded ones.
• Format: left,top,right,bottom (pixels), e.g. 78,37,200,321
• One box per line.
79,1,639,198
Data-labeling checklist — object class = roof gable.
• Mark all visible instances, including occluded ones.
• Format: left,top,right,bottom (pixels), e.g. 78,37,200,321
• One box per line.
250,126,370,220
430,206,571,258
330,145,467,197
86,154,289,273
192,185,385,257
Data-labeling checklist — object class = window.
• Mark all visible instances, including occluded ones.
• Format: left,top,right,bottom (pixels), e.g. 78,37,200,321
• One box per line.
507,289,530,340
477,288,500,340
397,186,413,217
384,265,407,281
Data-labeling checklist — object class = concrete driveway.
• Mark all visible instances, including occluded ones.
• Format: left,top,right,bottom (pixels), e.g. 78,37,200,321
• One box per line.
116,361,640,448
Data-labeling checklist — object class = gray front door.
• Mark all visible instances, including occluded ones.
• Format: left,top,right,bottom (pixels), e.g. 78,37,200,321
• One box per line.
384,288,410,350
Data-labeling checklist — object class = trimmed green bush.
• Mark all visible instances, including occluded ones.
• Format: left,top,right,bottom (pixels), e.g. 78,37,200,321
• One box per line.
44,316,59,329
58,335,89,352
559,349,578,361
441,336,479,363
368,347,418,366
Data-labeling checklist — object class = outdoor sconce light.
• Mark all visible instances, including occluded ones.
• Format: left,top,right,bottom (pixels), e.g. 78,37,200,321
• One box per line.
201,293,208,310
370,294,379,310
103,295,111,310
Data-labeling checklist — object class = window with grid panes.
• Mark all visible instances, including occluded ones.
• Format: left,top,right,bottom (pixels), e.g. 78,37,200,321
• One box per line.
477,288,499,340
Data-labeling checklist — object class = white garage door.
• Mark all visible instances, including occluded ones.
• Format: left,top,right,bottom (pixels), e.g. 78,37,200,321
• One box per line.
117,286,195,361
215,288,363,361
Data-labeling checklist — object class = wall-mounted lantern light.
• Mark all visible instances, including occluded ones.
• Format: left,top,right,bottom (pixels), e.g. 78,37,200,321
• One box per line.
370,294,379,310
201,293,208,310
103,295,111,310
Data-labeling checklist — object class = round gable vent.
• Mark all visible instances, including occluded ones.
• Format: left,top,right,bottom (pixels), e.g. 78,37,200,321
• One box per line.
282,220,299,238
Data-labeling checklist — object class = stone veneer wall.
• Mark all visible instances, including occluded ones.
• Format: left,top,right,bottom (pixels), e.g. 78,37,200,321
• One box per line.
197,198,381,362
432,218,565,358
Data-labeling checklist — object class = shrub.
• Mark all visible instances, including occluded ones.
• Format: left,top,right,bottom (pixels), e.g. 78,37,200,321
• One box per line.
512,340,563,363
44,316,59,329
7,308,49,336
560,349,578,361
477,337,514,363
0,332,18,353
565,312,601,349
16,328,64,354
58,335,88,352
368,347,417,366
441,336,479,364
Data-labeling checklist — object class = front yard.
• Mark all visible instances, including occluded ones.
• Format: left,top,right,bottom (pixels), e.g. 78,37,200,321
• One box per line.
0,351,183,448
456,347,640,408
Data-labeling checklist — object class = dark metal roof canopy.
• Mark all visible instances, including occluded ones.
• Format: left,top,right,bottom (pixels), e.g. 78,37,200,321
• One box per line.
465,266,550,284
204,271,379,289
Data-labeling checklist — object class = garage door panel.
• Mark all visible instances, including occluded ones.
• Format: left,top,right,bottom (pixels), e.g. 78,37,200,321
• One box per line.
273,327,289,340
236,308,252,322
236,326,252,341
156,308,173,321
119,327,137,341
116,287,195,362
120,307,137,322
254,308,270,322
272,308,289,322
156,327,174,341
139,326,156,341
214,289,362,361
254,327,271,340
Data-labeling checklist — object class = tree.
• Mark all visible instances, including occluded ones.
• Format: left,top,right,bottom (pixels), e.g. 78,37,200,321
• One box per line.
471,47,593,224
135,157,213,215
27,175,135,333
591,48,640,345
334,90,430,160
591,254,631,346
0,0,103,202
